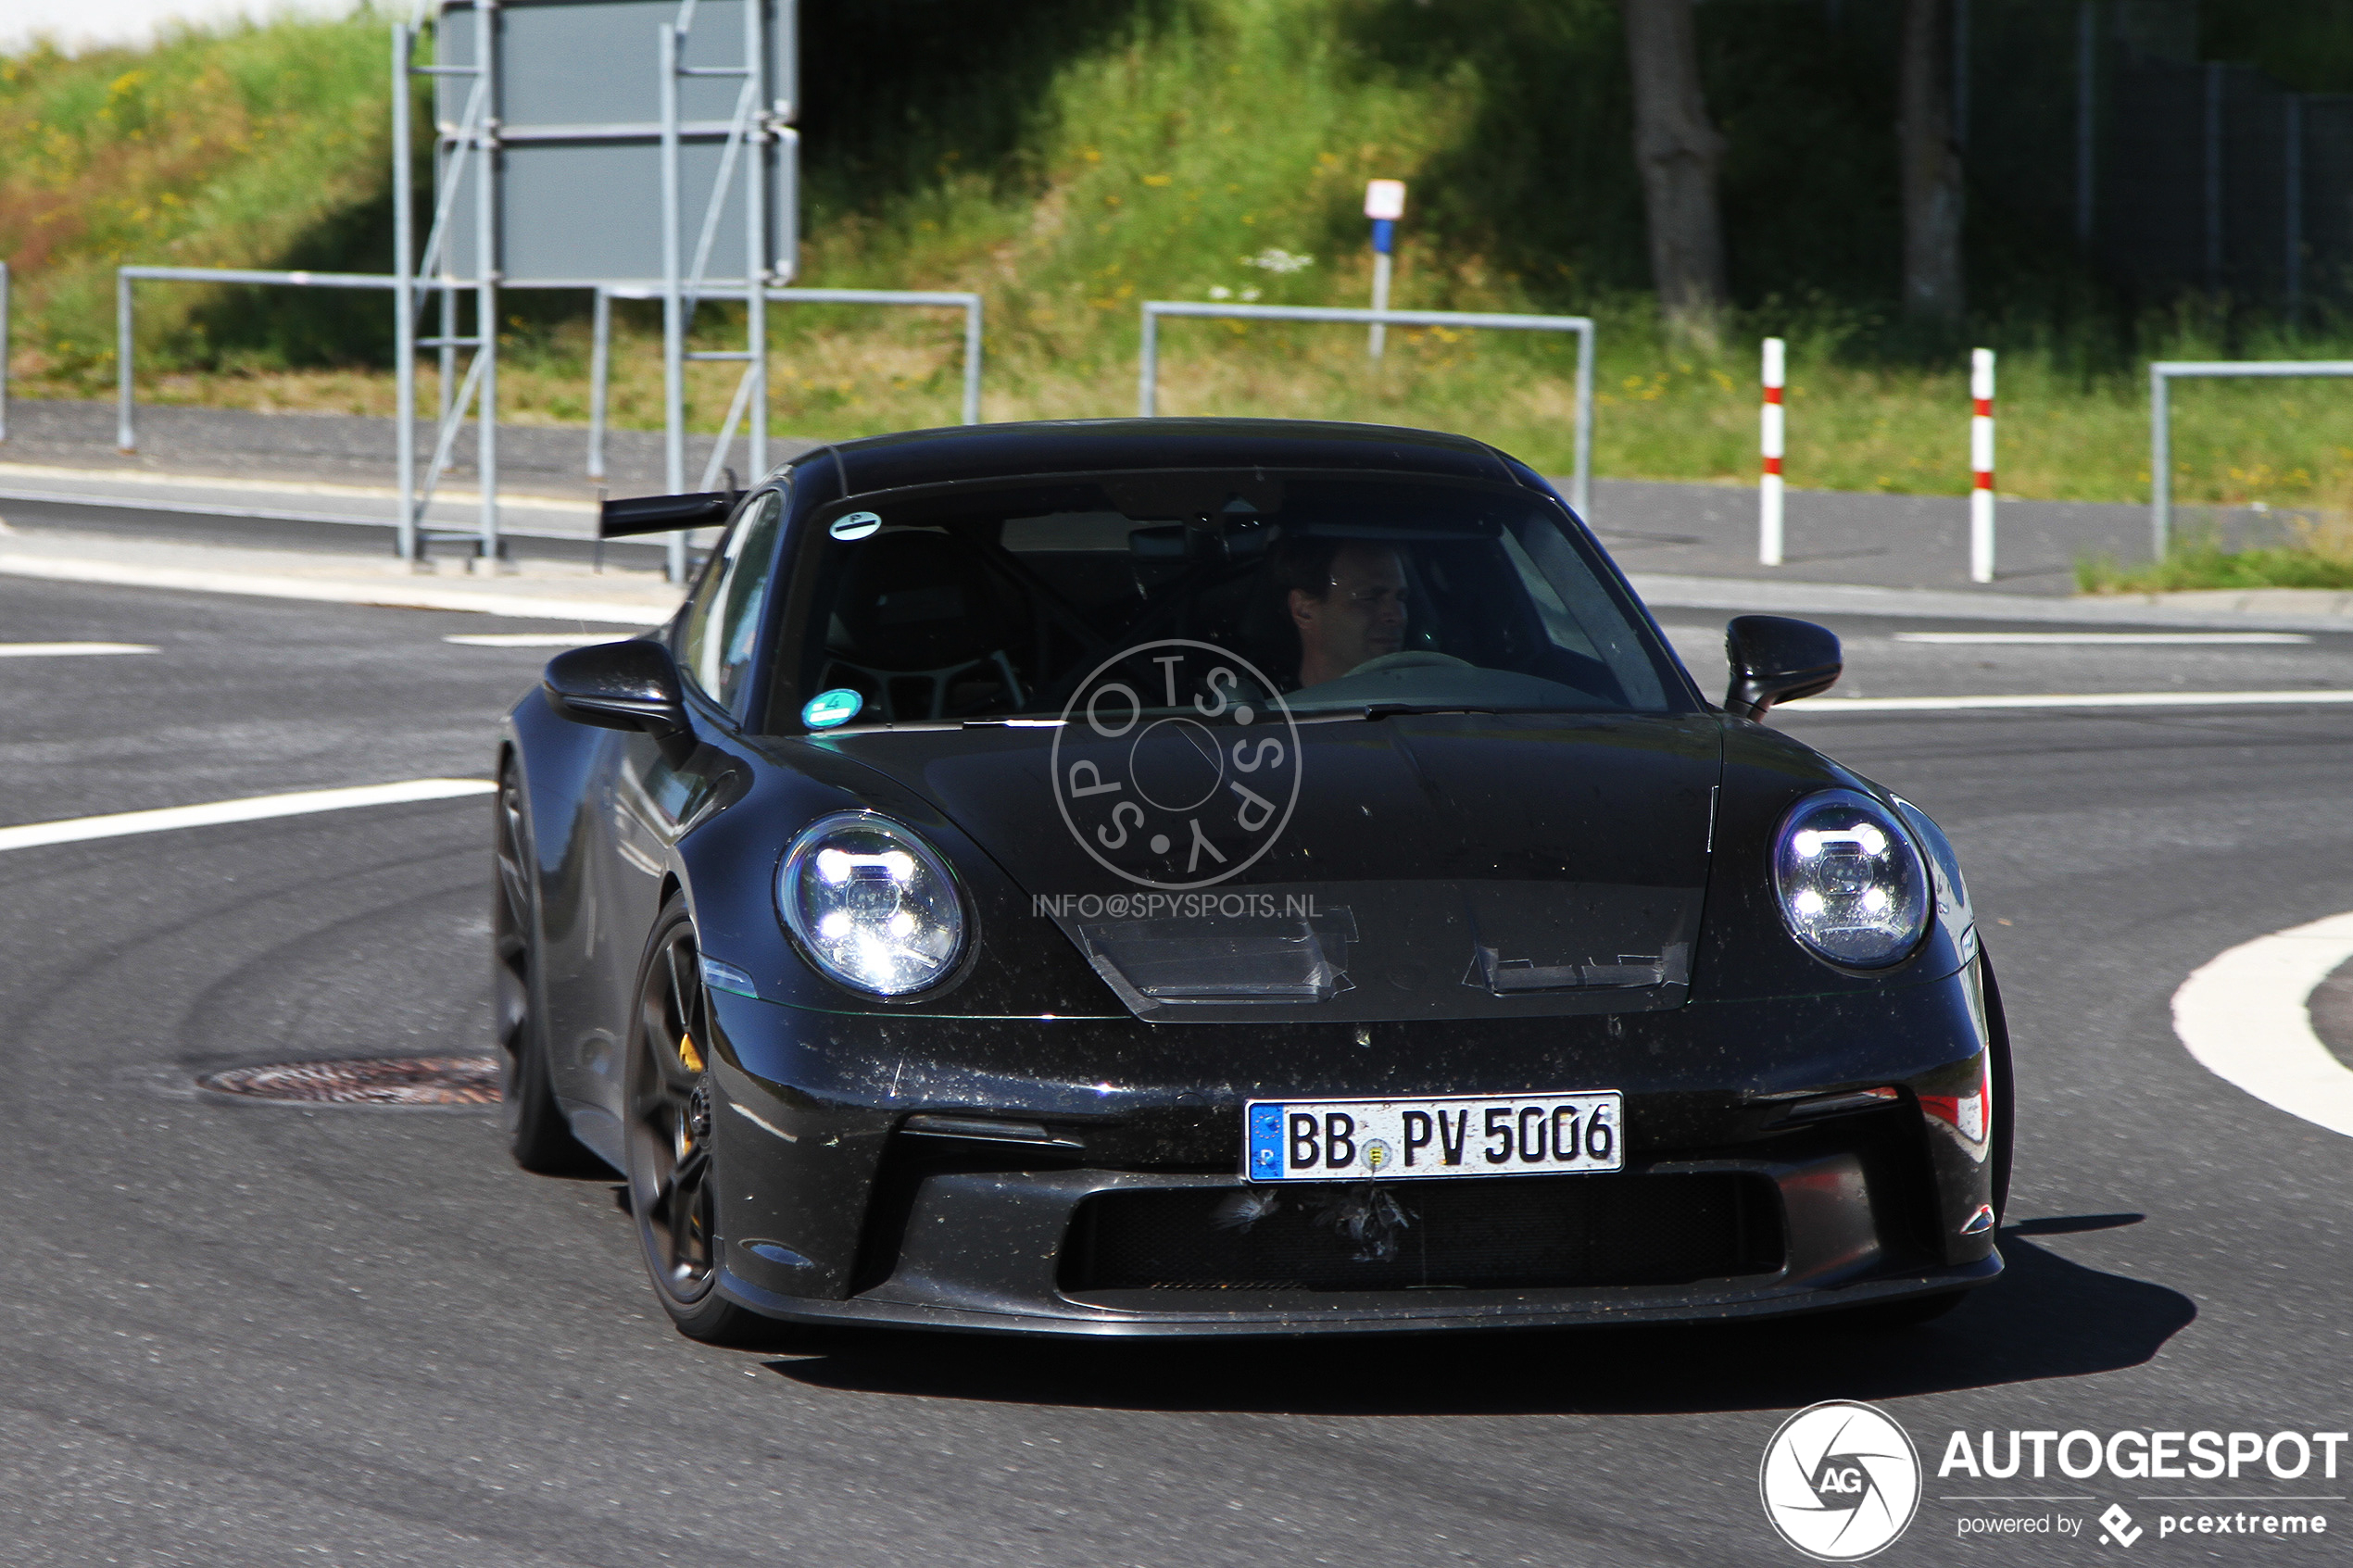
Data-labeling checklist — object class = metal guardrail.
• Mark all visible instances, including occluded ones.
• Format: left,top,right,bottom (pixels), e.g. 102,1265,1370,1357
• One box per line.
111,266,987,558
115,267,410,453
2150,359,2353,559
1137,300,1596,519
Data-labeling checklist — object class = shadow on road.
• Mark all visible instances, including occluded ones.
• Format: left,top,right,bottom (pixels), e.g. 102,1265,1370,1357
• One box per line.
763,1214,2192,1415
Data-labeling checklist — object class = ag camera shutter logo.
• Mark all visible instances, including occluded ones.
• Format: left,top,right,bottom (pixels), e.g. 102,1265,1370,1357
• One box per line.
1760,1400,1922,1561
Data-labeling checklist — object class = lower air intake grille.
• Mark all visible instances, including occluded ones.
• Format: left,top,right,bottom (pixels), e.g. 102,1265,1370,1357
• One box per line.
1061,1173,1782,1294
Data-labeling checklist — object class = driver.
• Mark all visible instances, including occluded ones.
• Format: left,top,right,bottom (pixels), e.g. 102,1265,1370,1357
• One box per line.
1273,536,1409,688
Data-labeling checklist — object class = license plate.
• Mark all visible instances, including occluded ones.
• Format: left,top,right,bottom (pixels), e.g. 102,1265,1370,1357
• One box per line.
1243,1092,1623,1182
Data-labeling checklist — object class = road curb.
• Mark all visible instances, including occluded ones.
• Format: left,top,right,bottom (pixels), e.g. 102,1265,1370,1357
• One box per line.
0,552,678,626
1630,572,2353,633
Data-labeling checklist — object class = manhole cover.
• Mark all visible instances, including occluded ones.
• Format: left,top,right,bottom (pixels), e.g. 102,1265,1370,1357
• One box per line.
196,1056,501,1106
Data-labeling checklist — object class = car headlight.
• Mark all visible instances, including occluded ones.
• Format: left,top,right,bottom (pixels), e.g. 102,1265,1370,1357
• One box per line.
1771,789,1930,968
778,812,966,996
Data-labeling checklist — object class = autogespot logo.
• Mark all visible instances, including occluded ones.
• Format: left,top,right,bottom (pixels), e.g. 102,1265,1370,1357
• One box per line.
1760,1400,1923,1562
1051,639,1302,891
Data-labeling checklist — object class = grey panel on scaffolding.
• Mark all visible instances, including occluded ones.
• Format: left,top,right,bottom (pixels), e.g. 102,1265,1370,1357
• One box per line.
433,0,792,285
435,0,789,124
498,142,787,283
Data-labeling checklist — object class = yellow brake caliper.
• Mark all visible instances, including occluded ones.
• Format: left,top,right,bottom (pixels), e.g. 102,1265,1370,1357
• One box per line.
674,1032,706,1157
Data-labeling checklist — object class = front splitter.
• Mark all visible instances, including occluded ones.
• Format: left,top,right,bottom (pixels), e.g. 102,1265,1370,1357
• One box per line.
716,1253,2001,1339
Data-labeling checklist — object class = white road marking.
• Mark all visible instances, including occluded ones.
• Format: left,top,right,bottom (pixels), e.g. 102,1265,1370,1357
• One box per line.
0,779,495,855
1788,689,2353,713
444,633,627,648
0,642,159,657
1894,631,2312,646
2172,911,2353,1139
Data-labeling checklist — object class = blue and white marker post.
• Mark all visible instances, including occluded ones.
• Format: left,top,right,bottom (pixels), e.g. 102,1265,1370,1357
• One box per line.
1365,179,1406,358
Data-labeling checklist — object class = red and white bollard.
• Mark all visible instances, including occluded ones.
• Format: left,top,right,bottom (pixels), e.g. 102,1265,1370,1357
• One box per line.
1759,336,1785,566
1969,348,1995,583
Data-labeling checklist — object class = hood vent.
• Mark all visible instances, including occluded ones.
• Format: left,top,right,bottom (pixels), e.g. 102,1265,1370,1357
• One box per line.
1044,880,1699,1022
1079,909,1359,1008
1465,941,1691,997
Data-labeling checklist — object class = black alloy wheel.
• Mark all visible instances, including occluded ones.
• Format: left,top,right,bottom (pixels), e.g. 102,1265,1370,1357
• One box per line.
494,762,598,1173
625,897,767,1344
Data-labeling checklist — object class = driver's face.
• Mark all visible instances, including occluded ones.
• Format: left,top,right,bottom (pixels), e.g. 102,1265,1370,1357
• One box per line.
1291,544,1407,684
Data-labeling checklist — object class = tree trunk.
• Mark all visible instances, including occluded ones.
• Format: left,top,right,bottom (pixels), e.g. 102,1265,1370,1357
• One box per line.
1622,0,1728,335
1899,0,1966,321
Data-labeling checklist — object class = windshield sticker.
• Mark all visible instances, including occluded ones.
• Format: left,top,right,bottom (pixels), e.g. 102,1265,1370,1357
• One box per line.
1051,639,1301,891
828,510,882,541
801,688,864,729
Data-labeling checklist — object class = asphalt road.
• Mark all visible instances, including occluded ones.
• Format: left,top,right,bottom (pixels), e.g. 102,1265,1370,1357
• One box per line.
4,572,2351,1565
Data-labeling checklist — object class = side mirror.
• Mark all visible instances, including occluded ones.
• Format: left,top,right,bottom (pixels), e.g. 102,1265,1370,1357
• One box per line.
544,640,691,755
601,490,736,538
1724,615,1842,721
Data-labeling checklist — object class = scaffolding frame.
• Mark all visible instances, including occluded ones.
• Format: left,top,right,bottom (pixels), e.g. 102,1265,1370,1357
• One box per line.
655,0,794,583
94,0,996,578
586,283,986,485
390,3,505,566
390,0,800,578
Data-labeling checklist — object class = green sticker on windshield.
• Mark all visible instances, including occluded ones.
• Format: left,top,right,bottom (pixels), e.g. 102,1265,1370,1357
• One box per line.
802,688,863,729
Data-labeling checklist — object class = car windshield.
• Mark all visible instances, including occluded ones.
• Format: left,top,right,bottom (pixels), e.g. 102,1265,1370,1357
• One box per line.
777,470,1689,729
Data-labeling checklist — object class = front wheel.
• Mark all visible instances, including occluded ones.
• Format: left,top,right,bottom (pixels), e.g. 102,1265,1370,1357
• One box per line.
624,897,770,1346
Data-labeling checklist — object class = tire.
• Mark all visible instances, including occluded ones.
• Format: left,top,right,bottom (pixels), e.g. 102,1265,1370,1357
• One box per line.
623,894,772,1347
493,760,601,1175
1980,947,2015,1226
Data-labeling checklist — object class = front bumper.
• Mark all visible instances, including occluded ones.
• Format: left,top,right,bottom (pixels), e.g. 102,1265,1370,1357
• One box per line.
711,1160,2001,1338
701,964,2000,1336
706,1165,1994,1335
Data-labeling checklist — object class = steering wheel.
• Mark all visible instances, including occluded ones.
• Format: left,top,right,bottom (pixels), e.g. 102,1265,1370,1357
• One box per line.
1344,650,1472,677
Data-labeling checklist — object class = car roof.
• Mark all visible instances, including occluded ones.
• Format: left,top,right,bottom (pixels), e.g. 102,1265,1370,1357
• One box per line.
790,418,1522,498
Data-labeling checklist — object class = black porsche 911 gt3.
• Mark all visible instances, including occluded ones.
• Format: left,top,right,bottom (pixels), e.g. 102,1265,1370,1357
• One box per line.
495,417,2011,1343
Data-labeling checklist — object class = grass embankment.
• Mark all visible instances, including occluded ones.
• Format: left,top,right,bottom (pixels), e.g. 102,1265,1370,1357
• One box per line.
9,0,2353,588
2078,519,2353,594
0,13,393,374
